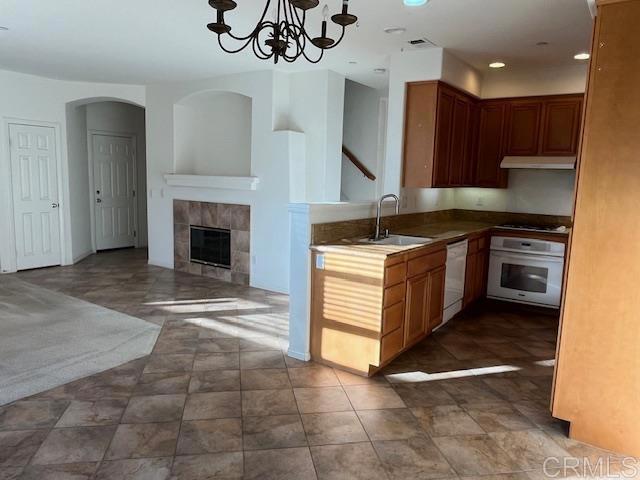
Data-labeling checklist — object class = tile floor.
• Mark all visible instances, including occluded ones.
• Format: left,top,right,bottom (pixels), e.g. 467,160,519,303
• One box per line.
0,249,636,479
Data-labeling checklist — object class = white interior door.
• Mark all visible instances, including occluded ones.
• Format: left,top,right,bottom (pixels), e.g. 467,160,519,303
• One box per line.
9,124,62,270
92,134,137,251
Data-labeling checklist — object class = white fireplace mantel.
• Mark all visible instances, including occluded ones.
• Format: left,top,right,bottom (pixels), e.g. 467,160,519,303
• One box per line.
163,174,260,191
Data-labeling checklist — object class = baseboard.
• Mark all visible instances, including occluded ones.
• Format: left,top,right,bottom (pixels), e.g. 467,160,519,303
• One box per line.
72,250,95,264
148,257,173,270
287,348,311,362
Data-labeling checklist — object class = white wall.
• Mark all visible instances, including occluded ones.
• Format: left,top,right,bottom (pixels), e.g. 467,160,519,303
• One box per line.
341,80,387,202
481,63,588,99
289,70,345,202
0,69,145,273
455,170,576,216
146,71,295,293
174,92,252,176
441,50,483,97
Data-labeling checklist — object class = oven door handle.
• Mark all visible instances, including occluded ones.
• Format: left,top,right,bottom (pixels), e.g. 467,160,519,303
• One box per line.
491,251,565,263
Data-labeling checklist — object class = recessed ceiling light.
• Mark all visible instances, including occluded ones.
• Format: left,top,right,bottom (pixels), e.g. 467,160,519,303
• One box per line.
384,27,407,35
404,0,428,6
348,61,358,65
374,68,387,74
489,62,506,69
574,52,590,60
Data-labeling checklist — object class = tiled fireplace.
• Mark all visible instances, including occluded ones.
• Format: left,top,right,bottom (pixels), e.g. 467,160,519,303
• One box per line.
173,200,250,285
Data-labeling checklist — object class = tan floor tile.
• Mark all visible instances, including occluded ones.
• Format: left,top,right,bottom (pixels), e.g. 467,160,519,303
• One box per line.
177,418,242,455
301,411,369,446
241,369,292,390
294,386,352,414
55,399,127,427
334,369,389,386
345,385,406,410
20,463,98,480
183,392,241,420
244,447,316,480
143,354,194,374
171,452,243,479
432,434,522,476
0,430,48,467
0,467,23,480
134,372,191,395
243,414,307,450
0,400,69,431
411,405,485,437
288,366,340,387
105,422,180,460
373,436,456,480
392,383,456,408
31,426,116,465
489,430,574,470
95,457,172,480
121,394,185,423
242,389,298,417
310,442,388,480
357,409,423,441
197,338,240,353
240,351,286,370
464,403,536,432
189,370,240,393
193,352,239,371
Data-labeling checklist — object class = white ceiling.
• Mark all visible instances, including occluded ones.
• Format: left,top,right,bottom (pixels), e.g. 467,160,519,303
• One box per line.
0,0,593,88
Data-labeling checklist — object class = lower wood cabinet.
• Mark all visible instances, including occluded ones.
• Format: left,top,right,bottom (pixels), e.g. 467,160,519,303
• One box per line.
310,245,446,377
464,233,490,307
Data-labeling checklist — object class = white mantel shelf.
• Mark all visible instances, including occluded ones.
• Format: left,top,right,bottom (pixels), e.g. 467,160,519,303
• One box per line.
164,174,260,191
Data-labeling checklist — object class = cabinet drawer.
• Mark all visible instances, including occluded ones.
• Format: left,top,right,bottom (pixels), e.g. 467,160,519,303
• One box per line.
384,283,406,308
381,327,404,364
382,302,404,335
407,250,447,278
384,263,407,288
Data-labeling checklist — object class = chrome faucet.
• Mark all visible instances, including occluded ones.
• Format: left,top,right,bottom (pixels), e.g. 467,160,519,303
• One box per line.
373,194,400,241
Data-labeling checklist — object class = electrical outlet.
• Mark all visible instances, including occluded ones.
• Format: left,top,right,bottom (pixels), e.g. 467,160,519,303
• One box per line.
476,196,484,207
315,254,325,270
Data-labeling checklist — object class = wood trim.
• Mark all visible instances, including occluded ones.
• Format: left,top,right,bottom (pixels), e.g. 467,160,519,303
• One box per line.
342,145,376,181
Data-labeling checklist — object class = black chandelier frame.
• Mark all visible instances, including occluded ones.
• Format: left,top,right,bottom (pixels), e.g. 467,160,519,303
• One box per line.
207,0,358,64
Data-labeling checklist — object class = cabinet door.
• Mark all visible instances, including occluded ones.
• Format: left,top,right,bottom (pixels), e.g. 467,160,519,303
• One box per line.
476,102,508,188
540,98,583,155
433,88,456,187
462,103,479,186
427,266,446,332
403,82,438,188
473,249,489,301
449,96,472,186
404,273,428,347
463,252,478,308
505,101,543,155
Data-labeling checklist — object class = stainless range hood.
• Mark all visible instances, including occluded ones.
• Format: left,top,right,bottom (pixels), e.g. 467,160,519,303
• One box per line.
500,156,576,170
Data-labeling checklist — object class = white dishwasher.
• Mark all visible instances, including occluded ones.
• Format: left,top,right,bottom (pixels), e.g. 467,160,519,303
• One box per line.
442,239,469,326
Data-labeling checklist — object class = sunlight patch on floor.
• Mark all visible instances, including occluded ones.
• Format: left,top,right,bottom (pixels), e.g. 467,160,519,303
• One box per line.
386,364,522,384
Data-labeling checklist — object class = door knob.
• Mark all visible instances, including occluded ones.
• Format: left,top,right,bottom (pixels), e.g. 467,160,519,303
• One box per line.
96,199,102,203
51,202,59,209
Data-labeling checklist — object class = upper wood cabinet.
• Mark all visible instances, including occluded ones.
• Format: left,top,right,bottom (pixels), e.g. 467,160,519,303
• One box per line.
505,100,544,155
403,81,476,188
476,102,508,188
505,95,583,157
540,97,583,155
402,81,584,189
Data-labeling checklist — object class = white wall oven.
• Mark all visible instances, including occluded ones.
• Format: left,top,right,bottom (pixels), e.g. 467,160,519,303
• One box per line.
488,236,566,308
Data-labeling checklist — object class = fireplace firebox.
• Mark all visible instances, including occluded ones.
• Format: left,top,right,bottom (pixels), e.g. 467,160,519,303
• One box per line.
190,226,231,269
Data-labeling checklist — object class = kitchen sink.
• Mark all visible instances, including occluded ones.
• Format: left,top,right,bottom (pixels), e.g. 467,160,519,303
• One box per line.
359,235,434,246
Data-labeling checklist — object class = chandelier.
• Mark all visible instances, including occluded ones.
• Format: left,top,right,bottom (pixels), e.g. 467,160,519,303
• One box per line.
207,0,358,64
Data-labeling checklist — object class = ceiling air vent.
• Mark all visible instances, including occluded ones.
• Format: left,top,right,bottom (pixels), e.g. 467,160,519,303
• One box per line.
407,37,438,49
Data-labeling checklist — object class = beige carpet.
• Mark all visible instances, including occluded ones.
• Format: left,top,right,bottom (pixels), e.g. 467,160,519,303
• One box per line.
0,277,160,405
